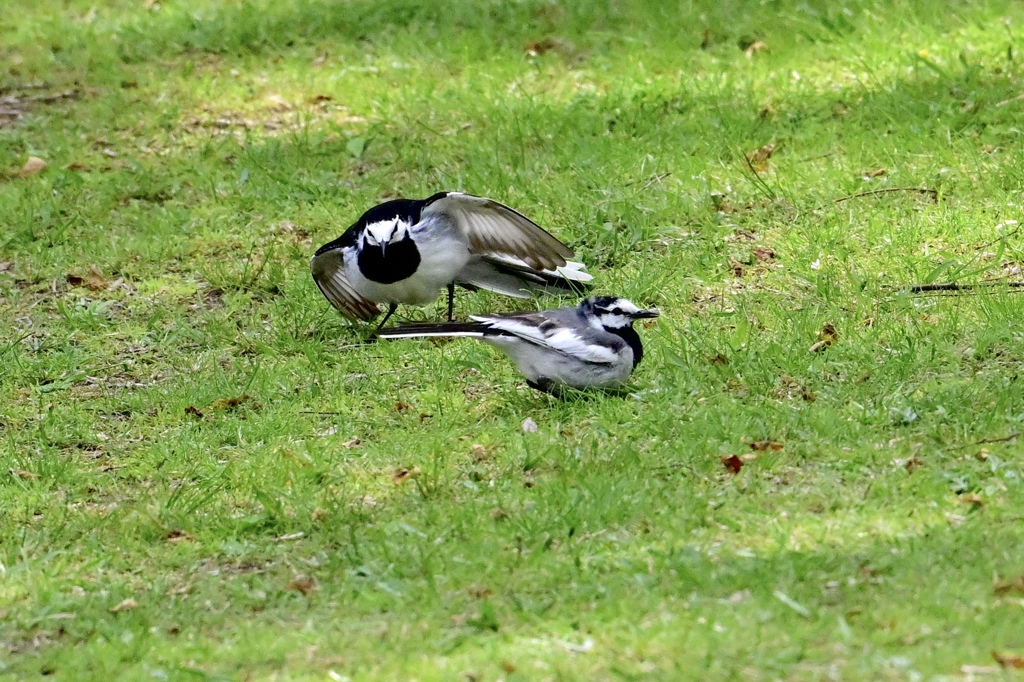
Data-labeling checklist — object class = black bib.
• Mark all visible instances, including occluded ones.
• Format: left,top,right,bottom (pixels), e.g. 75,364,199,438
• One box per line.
357,233,421,284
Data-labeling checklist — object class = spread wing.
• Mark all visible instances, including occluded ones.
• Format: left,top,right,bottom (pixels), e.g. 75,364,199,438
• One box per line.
471,311,618,365
309,249,381,321
421,192,574,271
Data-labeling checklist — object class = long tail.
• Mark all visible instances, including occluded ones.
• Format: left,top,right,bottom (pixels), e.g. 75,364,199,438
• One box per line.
376,321,489,340
456,255,593,298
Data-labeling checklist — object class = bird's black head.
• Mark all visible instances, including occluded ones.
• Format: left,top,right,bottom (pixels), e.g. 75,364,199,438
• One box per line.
579,296,659,368
313,197,426,258
580,296,659,330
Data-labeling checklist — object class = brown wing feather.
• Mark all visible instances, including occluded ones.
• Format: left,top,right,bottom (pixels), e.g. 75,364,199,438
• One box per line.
310,249,380,321
422,193,573,270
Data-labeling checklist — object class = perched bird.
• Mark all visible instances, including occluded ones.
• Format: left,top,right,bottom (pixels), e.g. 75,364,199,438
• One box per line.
378,296,658,394
310,192,592,330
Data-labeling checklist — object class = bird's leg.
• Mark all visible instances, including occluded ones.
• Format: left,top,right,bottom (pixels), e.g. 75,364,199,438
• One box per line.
373,303,398,333
446,283,456,321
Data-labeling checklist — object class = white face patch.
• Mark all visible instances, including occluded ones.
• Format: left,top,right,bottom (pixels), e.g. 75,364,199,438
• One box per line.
595,312,632,329
592,298,644,329
363,218,411,246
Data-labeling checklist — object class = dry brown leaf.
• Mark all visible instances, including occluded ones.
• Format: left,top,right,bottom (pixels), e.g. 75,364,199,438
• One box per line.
165,529,193,542
744,40,769,57
184,406,204,418
84,266,107,291
342,437,361,449
722,455,744,475
311,508,329,523
308,94,333,104
863,168,887,178
210,395,253,411
946,512,967,527
501,661,517,674
960,492,984,507
707,354,729,366
468,586,493,599
700,28,714,50
750,440,783,451
65,267,107,291
392,466,421,484
109,598,139,613
995,574,1024,596
729,258,746,277
19,156,46,177
753,246,776,262
394,401,410,412
993,651,1024,669
710,193,736,213
525,38,558,56
904,456,924,473
470,444,493,462
810,323,839,352
961,664,1001,675
746,144,776,172
287,574,317,596
11,468,38,480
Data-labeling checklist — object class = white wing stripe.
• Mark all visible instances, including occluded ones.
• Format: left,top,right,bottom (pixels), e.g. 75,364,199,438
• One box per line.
471,316,617,364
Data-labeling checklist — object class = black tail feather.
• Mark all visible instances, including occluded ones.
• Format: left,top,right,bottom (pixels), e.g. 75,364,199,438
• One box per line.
377,321,488,338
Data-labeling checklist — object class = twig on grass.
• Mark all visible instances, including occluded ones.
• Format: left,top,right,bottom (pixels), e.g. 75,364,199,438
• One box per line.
624,171,672,190
24,89,79,104
0,82,53,94
950,430,1024,450
972,222,1022,254
909,280,1024,290
906,281,1024,293
995,92,1024,107
974,432,1023,445
834,187,938,204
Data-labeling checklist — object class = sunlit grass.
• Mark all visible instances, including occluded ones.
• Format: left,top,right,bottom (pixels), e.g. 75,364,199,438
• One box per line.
2,0,1024,679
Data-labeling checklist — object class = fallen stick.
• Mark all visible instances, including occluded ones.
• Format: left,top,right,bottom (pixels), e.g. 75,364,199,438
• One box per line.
907,281,1024,293
834,187,938,204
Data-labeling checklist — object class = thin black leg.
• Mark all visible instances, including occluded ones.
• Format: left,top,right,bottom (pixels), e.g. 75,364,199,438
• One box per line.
446,283,456,321
373,303,398,333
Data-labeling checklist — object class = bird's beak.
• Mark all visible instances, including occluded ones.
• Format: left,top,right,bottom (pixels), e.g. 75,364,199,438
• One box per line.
632,308,660,319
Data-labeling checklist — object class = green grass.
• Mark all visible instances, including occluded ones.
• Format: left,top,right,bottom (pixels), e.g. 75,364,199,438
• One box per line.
3,0,1024,679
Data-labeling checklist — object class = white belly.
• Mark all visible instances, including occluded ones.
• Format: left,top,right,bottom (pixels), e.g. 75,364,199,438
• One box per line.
345,222,471,305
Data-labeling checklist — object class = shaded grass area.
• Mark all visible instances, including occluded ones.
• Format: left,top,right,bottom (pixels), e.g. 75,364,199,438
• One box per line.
3,0,1024,679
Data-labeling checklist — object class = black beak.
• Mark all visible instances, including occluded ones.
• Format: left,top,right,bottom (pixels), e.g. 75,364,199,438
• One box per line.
632,308,660,319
